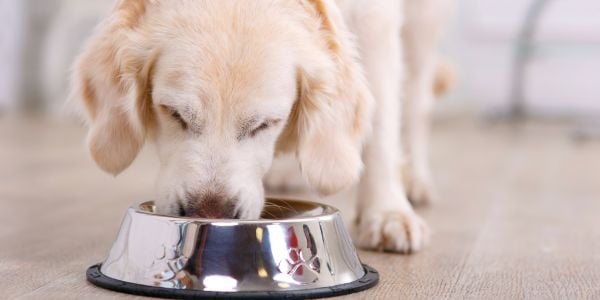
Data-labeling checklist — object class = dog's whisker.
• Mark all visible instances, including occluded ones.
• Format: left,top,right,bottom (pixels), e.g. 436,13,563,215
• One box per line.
261,210,278,219
262,201,300,218
273,200,299,214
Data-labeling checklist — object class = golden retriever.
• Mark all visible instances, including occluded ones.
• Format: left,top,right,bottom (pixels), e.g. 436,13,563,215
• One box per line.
72,0,452,253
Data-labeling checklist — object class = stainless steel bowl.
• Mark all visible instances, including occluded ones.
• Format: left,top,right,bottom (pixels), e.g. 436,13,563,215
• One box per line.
87,198,378,299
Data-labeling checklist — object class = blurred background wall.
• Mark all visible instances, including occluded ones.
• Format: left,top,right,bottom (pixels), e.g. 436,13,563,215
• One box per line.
441,0,600,119
0,0,599,120
0,0,111,114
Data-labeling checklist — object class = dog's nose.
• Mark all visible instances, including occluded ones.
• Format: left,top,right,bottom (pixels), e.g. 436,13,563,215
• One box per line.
184,193,237,219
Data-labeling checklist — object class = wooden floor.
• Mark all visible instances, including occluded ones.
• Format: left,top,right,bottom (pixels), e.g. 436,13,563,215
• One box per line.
2,116,600,299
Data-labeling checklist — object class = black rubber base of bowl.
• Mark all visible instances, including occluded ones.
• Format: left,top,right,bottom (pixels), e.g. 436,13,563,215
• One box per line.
87,263,378,299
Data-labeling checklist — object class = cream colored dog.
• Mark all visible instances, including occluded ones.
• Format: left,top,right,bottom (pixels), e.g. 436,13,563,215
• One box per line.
72,0,452,253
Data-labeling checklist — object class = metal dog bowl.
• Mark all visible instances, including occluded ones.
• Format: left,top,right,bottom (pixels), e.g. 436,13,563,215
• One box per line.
87,198,378,299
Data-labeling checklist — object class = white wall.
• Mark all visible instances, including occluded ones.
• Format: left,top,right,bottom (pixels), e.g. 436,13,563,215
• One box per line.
0,0,108,114
0,0,25,112
441,0,600,117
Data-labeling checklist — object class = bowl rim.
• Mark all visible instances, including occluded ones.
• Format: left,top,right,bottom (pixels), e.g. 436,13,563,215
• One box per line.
131,197,341,225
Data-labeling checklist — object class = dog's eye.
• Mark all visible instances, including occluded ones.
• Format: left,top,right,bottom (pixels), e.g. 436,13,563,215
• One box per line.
160,105,188,130
243,119,281,140
250,122,270,136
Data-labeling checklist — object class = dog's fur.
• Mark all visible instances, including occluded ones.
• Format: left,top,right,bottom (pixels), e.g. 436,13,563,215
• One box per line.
72,0,452,253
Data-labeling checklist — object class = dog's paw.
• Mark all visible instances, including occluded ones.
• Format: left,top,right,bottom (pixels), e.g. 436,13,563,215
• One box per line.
263,155,307,193
355,210,430,253
401,164,437,206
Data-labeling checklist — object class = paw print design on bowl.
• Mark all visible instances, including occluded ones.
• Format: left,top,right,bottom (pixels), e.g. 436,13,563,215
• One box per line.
149,228,191,288
276,224,321,284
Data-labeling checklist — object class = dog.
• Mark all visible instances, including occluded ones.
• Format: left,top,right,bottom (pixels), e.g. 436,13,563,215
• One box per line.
71,0,453,253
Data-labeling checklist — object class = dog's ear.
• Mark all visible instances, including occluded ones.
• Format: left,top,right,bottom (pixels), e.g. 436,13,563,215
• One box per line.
71,0,156,175
278,0,374,195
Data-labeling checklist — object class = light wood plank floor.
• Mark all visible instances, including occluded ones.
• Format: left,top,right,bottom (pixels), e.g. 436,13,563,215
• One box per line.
2,116,599,299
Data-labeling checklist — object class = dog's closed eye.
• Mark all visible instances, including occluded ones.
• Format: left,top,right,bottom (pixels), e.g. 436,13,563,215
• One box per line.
239,118,281,140
251,122,271,136
160,104,188,130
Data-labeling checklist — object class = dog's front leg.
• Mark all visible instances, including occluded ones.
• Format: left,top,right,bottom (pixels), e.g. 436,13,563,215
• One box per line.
351,2,429,253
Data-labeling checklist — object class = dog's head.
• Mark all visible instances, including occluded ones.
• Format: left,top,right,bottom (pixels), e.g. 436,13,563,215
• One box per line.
72,0,373,219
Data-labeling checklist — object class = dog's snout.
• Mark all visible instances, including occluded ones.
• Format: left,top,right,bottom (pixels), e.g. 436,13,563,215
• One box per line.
183,192,237,219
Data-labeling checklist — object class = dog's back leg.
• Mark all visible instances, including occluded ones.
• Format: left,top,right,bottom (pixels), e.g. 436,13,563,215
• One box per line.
401,0,454,205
